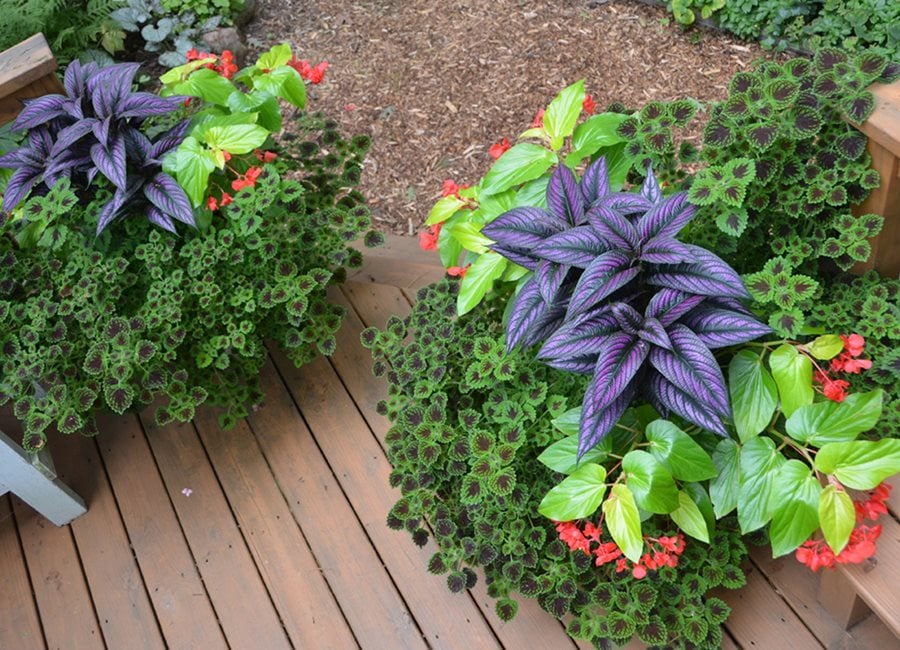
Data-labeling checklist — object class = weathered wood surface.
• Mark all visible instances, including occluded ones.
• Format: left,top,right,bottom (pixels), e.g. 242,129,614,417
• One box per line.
0,33,64,126
0,235,895,648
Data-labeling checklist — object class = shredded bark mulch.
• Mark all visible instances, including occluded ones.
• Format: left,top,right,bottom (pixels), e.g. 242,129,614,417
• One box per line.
245,0,780,235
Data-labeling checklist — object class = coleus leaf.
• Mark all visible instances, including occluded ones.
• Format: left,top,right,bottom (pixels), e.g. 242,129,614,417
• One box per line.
566,250,638,318
545,164,585,226
647,246,750,298
678,307,772,349
530,226,608,268
586,205,640,252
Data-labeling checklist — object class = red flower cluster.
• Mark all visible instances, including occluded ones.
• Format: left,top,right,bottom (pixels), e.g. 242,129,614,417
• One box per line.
447,264,471,279
531,108,545,129
231,166,263,192
796,483,891,571
583,94,597,115
489,137,511,160
254,149,278,163
186,48,238,79
442,179,470,199
207,192,233,211
287,57,329,84
555,520,686,580
419,223,441,251
812,333,871,402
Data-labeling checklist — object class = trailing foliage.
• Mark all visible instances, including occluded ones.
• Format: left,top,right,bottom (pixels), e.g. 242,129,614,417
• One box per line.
364,279,750,649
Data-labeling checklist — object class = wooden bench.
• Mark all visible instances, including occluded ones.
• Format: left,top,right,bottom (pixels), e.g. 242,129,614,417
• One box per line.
0,32,64,126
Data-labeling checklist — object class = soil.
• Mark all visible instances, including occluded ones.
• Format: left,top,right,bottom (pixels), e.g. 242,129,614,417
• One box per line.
244,0,780,235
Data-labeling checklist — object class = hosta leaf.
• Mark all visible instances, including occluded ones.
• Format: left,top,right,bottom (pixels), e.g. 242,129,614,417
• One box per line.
546,164,584,226
586,205,640,251
737,435,784,533
644,289,704,326
481,143,558,196
566,250,637,318
818,485,855,555
623,449,679,514
679,307,771,349
645,420,717,481
728,350,777,442
769,460,821,557
538,462,607,521
531,226,609,268
785,390,882,446
637,191,695,240
815,439,900,490
648,246,750,299
603,483,643,562
768,343,813,417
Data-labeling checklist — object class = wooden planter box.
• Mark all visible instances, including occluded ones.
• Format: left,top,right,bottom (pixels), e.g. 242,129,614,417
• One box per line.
0,33,64,126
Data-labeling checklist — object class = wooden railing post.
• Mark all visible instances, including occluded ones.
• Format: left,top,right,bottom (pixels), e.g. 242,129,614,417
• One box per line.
852,80,900,277
0,33,65,126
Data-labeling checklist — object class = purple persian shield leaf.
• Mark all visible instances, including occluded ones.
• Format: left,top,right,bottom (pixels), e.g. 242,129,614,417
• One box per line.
491,245,540,271
28,126,55,155
591,192,653,216
146,206,177,233
636,191,695,240
521,303,567,348
43,150,93,186
545,354,599,375
546,165,585,226
579,377,638,457
648,323,730,418
482,206,562,253
89,63,140,118
585,332,649,412
505,277,554,352
535,260,570,304
531,226,609,268
50,119,98,157
566,250,638,319
640,166,662,204
144,172,195,226
580,156,611,207
96,188,128,234
648,372,728,436
12,94,68,131
610,302,643,335
647,246,750,298
645,288,705,326
92,116,111,145
63,60,87,96
677,307,772,349
639,236,698,265
118,93,186,119
703,296,753,315
638,317,672,350
150,119,191,159
586,205,640,251
0,147,39,169
1,167,42,211
538,307,618,361
124,128,153,164
90,132,127,190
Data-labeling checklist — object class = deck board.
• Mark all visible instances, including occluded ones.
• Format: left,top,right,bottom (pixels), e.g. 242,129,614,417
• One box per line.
1,234,896,648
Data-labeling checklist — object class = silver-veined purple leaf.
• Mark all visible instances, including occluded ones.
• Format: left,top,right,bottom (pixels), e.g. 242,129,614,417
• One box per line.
591,191,652,216
119,92,185,118
538,306,618,361
0,146,39,169
491,245,539,271
545,354,599,375
505,277,553,351
567,250,638,318
586,205,640,251
640,236,698,265
1,167,42,211
638,317,672,350
63,97,84,120
531,226,608,268
27,126,54,155
89,62,140,117
150,119,191,159
580,156,611,206
521,303,567,348
579,382,637,457
144,172,195,226
647,247,750,298
50,119,97,158
649,324,730,418
92,116,111,145
536,259,570,304
678,307,772,349
703,296,753,315
636,191,695,240
645,288,705,326
640,166,662,203
90,132,127,190
124,128,153,164
146,206,177,233
546,164,585,226
583,332,649,416
648,372,728,436
611,302,643,334
12,94,68,131
96,188,128,234
482,206,561,253
64,60,95,97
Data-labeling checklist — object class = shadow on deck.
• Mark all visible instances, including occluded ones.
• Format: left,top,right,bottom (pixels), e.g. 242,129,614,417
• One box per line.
1,236,895,649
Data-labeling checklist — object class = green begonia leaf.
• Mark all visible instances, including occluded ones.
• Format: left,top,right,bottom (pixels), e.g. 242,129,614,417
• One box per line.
256,43,292,70
543,80,585,150
729,349,778,442
456,252,507,315
622,450,679,514
173,137,217,207
710,438,740,517
513,175,550,208
538,433,610,475
684,482,716,535
805,334,844,360
768,460,821,557
785,390,883,445
815,439,900,490
480,143,557,196
204,124,269,155
426,195,465,226
446,221,493,254
551,407,582,436
818,484,855,555
603,483,643,562
769,343,814,417
178,68,236,105
671,490,710,543
645,420,717,481
538,462,607,521
567,113,628,165
737,436,785,533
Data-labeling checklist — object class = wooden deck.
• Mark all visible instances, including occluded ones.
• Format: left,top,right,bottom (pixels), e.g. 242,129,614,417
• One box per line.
1,236,897,650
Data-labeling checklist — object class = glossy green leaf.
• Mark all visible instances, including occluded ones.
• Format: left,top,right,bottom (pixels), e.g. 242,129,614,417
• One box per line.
538,463,607,521
785,390,883,445
645,420,717,481
600,142,633,190
159,58,214,85
815,439,900,490
622,450,679,514
480,143,557,196
805,334,844,360
768,460,822,556
456,252,507,315
710,438,740,517
447,221,493,254
252,66,307,108
204,124,269,155
173,137,217,207
769,343,814,417
729,349,778,442
512,175,550,209
256,43,292,70
255,96,283,133
426,195,466,226
818,484,855,555
737,436,785,533
478,188,516,222
671,490,710,543
567,113,628,165
178,68,236,105
684,482,716,535
538,433,610,475
603,483,643,562
437,215,464,268
544,80,586,149
551,407,582,436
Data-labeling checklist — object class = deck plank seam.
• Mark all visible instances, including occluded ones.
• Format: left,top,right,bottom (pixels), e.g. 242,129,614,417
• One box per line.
7,494,49,648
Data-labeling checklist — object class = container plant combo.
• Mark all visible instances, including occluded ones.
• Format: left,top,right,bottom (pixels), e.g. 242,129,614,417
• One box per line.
0,43,381,450
363,48,900,648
